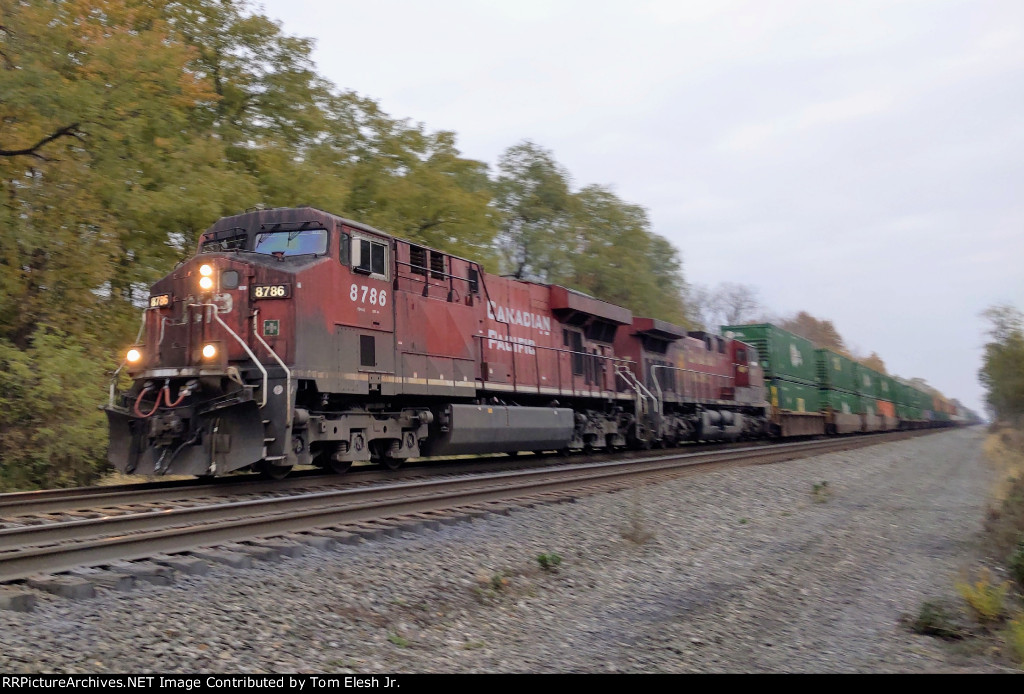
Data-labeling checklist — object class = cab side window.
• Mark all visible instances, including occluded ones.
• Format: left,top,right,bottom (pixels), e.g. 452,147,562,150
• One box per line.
352,235,389,280
339,233,350,265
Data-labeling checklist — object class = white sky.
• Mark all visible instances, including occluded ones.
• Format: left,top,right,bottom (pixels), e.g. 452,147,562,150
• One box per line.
258,0,1024,416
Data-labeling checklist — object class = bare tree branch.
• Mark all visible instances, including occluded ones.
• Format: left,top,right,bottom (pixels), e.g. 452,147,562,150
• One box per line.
0,123,83,159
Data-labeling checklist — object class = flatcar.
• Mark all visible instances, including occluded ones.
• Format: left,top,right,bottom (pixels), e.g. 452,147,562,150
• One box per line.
104,206,954,479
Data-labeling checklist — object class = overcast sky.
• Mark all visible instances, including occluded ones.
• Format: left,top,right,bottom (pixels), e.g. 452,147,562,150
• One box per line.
259,0,1023,416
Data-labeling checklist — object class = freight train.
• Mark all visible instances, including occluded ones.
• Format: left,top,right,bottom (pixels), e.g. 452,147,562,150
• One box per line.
105,207,963,478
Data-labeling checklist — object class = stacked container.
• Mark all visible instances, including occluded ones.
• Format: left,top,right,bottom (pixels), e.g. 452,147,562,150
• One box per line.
815,349,863,433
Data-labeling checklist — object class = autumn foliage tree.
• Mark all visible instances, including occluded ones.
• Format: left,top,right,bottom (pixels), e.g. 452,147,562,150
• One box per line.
494,142,689,324
778,312,849,355
980,305,1024,423
0,0,243,489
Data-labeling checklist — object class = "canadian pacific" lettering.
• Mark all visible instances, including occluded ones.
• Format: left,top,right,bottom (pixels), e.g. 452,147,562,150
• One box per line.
486,301,552,333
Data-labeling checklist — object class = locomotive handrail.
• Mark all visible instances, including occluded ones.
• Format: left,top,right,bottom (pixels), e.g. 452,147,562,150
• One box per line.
194,302,269,409
108,307,155,407
251,308,293,427
649,363,735,402
477,335,635,362
394,258,476,300
614,364,659,412
475,334,633,396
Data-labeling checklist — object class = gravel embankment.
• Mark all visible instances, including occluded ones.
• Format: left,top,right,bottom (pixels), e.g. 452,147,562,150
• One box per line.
0,428,1005,673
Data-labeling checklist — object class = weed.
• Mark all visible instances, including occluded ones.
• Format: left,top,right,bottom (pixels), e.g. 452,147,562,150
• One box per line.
462,641,486,650
738,517,749,525
983,429,1024,556
536,552,563,571
621,489,655,544
907,599,965,639
387,634,409,648
472,570,513,603
1010,541,1024,588
956,568,1010,625
811,480,832,503
1007,615,1024,664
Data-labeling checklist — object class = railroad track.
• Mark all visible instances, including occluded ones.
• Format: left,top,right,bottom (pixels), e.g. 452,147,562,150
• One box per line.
0,438,784,522
0,429,937,585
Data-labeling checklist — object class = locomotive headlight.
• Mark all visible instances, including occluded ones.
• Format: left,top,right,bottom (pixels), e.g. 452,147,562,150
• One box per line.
201,343,217,359
126,348,142,363
199,264,213,277
198,275,214,291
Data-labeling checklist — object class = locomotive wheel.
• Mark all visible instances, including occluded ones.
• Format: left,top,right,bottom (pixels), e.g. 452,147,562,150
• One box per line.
313,448,352,474
259,461,293,480
380,457,402,471
329,459,353,474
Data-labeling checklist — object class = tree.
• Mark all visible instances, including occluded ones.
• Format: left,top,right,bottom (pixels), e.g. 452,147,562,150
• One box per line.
859,352,887,374
690,282,762,331
493,141,573,280
0,0,257,488
779,311,849,354
979,305,1024,422
561,185,687,324
336,120,498,263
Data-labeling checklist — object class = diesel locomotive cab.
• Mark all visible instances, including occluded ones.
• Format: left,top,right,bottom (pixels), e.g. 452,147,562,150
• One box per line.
105,219,329,477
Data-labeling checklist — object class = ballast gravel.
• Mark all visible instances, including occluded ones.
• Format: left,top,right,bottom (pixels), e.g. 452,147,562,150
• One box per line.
0,428,1006,673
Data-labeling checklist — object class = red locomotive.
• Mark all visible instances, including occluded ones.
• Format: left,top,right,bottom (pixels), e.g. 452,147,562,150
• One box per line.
105,206,768,478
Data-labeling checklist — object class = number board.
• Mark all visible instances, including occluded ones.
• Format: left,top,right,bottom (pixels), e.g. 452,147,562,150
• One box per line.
252,284,291,300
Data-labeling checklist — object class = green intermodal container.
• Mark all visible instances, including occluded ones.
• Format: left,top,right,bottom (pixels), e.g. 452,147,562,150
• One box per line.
721,324,818,386
876,373,898,403
816,349,859,393
852,362,881,398
893,381,911,419
768,378,820,413
820,388,862,415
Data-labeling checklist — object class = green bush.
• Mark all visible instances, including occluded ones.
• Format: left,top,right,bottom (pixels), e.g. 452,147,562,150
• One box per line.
1007,615,1024,664
536,552,563,571
0,331,112,490
1009,540,1024,588
908,600,964,639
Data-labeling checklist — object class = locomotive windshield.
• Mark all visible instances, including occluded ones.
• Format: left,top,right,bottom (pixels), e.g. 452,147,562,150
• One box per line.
253,229,328,257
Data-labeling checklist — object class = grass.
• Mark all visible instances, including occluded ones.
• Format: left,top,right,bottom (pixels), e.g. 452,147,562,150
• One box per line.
811,480,832,503
96,471,193,486
536,552,562,571
907,599,965,640
621,489,655,544
1009,541,1024,590
1008,615,1024,664
903,426,1024,668
983,428,1024,556
472,570,513,603
956,569,1010,626
387,634,409,648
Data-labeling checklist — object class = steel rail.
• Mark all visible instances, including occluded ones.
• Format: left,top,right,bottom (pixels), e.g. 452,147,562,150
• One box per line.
0,430,937,582
0,430,928,518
